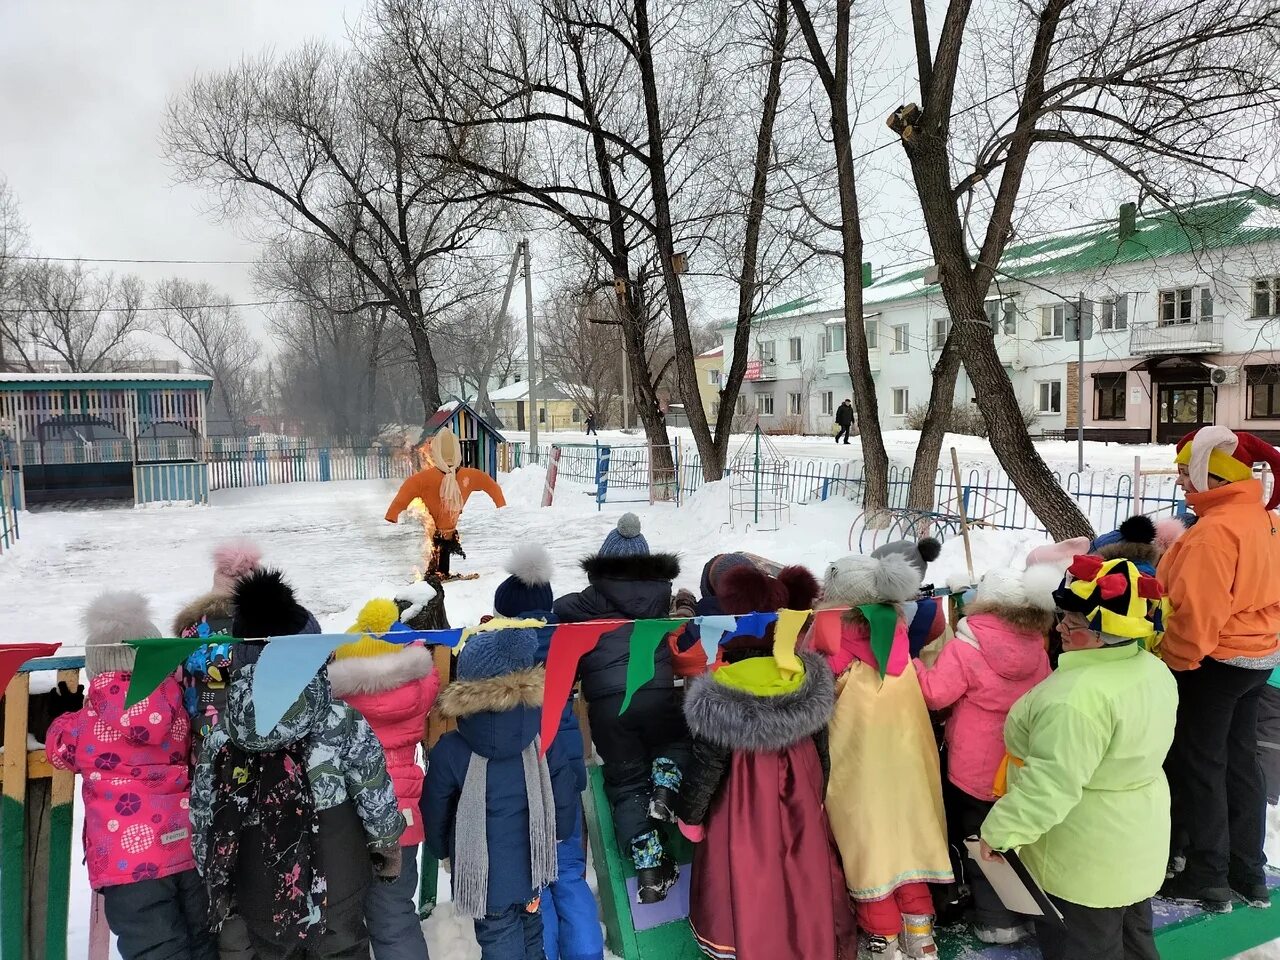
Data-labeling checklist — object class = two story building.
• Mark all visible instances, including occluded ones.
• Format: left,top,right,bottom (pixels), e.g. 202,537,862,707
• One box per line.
721,190,1280,442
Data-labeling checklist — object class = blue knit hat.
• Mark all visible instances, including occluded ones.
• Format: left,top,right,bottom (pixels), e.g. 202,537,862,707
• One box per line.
494,544,554,617
456,627,539,681
599,513,649,557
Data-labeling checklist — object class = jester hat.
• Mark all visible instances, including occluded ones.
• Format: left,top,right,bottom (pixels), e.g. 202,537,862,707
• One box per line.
1052,555,1163,641
1175,426,1280,509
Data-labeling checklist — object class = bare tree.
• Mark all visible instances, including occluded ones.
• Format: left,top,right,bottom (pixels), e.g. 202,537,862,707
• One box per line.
891,0,1280,538
152,279,261,429
162,38,500,423
0,179,28,371
435,298,522,416
540,285,626,426
8,262,147,372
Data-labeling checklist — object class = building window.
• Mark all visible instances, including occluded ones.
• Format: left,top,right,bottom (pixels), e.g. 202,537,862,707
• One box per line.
892,388,909,416
1253,277,1280,318
706,368,722,386
892,324,910,354
821,391,834,416
1248,367,1280,418
789,337,802,363
787,392,803,415
825,325,845,353
756,392,774,416
759,340,776,363
1158,286,1214,325
932,316,951,349
1098,295,1129,331
986,298,1017,334
571,407,581,423
865,319,878,350
735,394,748,415
1037,381,1062,414
1040,304,1066,338
1095,373,1126,421
539,408,547,424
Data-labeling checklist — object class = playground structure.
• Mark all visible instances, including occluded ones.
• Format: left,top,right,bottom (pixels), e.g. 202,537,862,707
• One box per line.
419,400,507,479
541,441,683,509
727,427,790,531
0,373,213,508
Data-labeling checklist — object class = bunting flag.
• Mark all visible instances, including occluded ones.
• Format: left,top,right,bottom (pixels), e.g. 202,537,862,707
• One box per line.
250,633,349,734
619,619,684,715
858,603,901,681
124,636,233,708
772,609,810,676
0,643,62,695
540,621,616,754
724,611,778,643
808,608,845,657
695,615,737,666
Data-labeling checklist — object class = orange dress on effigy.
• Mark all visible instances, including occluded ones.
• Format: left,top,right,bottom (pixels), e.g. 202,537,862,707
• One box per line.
384,466,506,534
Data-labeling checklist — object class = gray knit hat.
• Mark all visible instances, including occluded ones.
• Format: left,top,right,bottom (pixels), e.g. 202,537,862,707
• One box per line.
598,513,650,558
870,537,942,579
82,591,161,680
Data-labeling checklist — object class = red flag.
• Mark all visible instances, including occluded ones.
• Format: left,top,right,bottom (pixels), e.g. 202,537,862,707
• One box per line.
541,622,614,755
808,608,845,657
0,642,63,694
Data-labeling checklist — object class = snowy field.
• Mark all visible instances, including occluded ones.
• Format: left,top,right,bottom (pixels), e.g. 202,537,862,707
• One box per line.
1,445,1276,958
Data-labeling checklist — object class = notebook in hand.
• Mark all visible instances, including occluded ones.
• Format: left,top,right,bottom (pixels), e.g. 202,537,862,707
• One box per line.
964,837,1066,927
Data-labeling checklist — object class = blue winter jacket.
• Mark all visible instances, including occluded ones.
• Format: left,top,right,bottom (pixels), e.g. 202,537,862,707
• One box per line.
422,668,579,912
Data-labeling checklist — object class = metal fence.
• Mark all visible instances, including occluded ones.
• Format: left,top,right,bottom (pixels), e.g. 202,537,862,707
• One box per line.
1,444,19,552
207,445,415,490
533,441,1187,535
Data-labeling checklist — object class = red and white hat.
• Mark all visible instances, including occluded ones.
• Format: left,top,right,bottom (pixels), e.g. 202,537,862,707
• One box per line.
1175,426,1280,509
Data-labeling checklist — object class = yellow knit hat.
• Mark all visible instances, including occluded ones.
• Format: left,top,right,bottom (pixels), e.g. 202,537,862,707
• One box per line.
335,598,404,660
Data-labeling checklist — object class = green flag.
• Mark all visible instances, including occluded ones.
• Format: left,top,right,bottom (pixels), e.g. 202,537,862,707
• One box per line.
124,636,239,708
858,603,899,681
618,619,685,715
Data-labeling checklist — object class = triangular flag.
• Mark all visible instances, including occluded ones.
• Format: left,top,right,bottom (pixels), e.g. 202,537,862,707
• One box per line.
772,609,810,676
695,615,737,666
0,643,61,695
251,633,348,734
858,603,900,681
435,628,465,649
809,608,844,656
125,637,226,708
619,619,684,715
541,622,614,755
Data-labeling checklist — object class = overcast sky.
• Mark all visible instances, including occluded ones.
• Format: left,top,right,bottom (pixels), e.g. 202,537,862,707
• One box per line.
0,0,359,330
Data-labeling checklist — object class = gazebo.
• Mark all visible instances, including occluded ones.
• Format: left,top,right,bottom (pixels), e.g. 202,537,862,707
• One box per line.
0,372,213,507
420,400,507,479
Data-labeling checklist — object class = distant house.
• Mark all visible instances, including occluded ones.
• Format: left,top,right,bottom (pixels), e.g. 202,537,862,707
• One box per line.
490,379,586,433
694,348,724,421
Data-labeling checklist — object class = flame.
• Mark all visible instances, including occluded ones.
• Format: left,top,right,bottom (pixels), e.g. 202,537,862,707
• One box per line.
406,496,437,580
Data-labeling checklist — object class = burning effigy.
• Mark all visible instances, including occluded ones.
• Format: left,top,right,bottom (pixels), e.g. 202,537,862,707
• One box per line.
384,428,506,580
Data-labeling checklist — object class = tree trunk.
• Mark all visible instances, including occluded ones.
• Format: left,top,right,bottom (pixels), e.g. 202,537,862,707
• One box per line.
405,318,443,423
907,337,961,511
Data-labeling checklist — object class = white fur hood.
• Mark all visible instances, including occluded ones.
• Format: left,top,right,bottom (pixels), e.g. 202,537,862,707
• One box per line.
327,644,436,697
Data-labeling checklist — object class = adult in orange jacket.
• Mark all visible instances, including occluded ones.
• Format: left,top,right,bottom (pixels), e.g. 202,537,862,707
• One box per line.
1158,425,1280,912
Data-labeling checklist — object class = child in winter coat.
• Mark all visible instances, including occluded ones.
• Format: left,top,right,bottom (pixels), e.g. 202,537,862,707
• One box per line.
913,564,1058,944
552,513,688,903
493,545,605,960
46,592,216,960
818,551,954,960
329,598,440,960
191,570,405,960
423,627,580,960
677,563,854,960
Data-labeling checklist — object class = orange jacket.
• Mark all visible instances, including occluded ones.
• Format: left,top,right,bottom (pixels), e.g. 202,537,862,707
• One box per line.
1157,479,1280,671
383,467,506,532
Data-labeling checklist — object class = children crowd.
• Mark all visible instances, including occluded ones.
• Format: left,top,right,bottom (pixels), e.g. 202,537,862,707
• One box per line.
42,424,1280,960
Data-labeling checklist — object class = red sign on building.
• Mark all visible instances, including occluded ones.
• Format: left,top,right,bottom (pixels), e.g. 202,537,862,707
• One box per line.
745,360,763,381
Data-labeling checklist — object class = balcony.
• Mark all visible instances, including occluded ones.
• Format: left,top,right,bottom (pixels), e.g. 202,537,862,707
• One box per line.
744,359,778,382
1130,320,1223,355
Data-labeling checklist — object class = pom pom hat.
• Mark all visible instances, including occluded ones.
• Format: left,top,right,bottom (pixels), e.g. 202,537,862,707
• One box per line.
870,537,942,579
456,627,539,681
1175,426,1280,509
494,544,555,616
1053,555,1163,643
598,513,650,557
82,591,161,679
211,540,263,595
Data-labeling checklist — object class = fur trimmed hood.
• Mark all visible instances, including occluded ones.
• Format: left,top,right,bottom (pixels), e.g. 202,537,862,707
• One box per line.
581,552,680,583
328,644,436,698
1093,540,1159,568
435,666,545,719
171,592,235,636
683,653,834,750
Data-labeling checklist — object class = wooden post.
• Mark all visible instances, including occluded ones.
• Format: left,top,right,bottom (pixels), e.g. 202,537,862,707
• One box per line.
950,447,975,586
1134,455,1143,517
43,668,79,960
2,672,30,960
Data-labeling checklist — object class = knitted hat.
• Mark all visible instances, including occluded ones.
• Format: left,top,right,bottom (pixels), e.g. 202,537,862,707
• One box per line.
717,564,821,616
83,591,161,679
972,564,1062,613
232,569,321,639
1175,426,1280,509
1025,537,1091,570
1154,516,1190,553
494,544,554,617
211,540,263,595
456,627,539,681
598,513,649,557
1053,555,1163,643
822,552,922,607
871,538,942,579
334,598,403,661
699,553,756,599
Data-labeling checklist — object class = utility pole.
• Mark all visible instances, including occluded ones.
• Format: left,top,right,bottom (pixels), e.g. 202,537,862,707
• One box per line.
523,238,538,460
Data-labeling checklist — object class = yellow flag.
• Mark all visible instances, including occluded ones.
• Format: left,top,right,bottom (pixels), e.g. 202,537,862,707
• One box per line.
772,609,810,676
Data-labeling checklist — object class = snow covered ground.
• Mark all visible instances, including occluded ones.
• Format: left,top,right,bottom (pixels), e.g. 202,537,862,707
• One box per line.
1,441,1275,958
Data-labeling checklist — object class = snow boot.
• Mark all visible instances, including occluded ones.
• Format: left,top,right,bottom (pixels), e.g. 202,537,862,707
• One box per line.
898,914,937,958
1230,879,1272,909
857,933,902,960
647,756,682,823
1158,874,1233,914
974,924,1033,945
636,857,678,905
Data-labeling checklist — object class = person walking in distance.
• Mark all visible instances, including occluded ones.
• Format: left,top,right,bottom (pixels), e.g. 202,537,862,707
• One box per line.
585,412,598,436
835,399,855,445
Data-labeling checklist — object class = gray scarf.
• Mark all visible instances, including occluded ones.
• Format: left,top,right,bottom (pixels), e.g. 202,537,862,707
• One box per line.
453,736,558,919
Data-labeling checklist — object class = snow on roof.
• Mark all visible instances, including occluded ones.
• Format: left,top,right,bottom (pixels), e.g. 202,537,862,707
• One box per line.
489,380,578,402
0,372,213,388
698,348,724,359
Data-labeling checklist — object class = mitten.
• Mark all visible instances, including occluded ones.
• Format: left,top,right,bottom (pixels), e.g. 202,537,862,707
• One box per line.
671,589,697,619
370,844,403,883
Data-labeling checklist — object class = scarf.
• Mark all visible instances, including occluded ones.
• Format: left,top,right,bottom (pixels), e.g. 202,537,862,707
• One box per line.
206,740,327,940
452,737,558,919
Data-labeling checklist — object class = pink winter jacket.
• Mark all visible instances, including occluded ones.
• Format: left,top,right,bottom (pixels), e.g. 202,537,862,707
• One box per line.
914,613,1051,801
46,672,195,889
329,644,439,846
